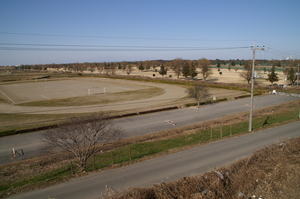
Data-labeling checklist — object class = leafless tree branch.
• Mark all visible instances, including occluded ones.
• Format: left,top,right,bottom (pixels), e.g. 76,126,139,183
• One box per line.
42,113,123,172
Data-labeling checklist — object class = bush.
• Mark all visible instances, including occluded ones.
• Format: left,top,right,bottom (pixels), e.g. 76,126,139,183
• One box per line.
185,98,227,107
0,130,17,137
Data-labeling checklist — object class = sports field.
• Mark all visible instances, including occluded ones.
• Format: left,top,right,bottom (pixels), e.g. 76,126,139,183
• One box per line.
0,77,189,114
0,76,250,114
0,78,148,104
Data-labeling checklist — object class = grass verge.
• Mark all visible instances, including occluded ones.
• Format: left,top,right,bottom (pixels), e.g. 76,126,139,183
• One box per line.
1,100,299,198
104,137,300,199
0,113,89,137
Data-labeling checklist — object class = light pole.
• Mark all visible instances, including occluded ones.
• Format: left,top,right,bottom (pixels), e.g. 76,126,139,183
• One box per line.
249,43,264,132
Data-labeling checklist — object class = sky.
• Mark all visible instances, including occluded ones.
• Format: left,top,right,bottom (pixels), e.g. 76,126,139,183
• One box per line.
0,0,299,66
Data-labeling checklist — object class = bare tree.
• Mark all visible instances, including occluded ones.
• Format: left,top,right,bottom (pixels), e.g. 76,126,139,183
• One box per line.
240,70,252,84
240,61,252,84
144,60,151,71
42,114,122,172
197,58,212,81
172,58,184,79
96,63,105,74
104,62,111,75
171,58,185,79
149,60,157,71
125,63,133,75
72,64,82,74
110,62,117,75
185,84,211,107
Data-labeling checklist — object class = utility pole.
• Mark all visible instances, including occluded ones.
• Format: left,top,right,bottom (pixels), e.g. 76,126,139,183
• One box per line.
297,63,299,89
249,42,264,132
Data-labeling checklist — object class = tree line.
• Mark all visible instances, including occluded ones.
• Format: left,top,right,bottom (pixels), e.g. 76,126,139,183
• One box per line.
17,58,300,84
18,58,214,80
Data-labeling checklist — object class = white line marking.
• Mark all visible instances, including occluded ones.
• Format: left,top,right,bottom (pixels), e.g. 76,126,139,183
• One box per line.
41,95,51,100
0,89,16,104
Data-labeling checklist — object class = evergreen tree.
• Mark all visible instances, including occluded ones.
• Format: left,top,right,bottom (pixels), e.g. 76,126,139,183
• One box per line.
216,59,221,69
189,62,198,79
182,62,190,78
267,66,279,84
231,60,236,66
158,64,167,77
138,63,144,71
287,67,297,84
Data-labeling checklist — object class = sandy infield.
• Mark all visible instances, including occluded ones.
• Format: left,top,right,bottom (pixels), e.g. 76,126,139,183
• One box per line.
0,78,187,114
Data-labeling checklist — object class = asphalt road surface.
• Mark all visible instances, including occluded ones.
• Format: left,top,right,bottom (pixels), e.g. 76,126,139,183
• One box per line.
0,95,299,165
8,121,300,199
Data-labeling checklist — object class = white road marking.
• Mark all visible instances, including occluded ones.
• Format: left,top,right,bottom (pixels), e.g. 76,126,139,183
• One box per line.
41,95,51,100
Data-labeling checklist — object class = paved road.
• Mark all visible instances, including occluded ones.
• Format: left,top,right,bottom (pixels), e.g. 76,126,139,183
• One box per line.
8,121,300,199
0,95,299,165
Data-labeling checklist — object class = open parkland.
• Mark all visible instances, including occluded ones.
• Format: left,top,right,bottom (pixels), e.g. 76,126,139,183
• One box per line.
0,66,298,133
0,66,300,198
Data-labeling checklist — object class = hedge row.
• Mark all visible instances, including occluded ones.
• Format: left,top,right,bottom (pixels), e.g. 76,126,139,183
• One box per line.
0,124,59,138
185,98,228,107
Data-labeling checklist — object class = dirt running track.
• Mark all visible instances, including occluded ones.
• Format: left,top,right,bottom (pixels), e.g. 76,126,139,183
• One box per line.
0,78,187,114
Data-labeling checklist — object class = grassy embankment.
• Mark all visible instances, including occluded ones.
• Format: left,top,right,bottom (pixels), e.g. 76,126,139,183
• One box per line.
104,137,300,199
0,100,299,198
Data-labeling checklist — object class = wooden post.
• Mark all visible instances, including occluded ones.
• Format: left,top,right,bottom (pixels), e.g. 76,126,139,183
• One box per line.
220,126,222,138
111,151,114,165
70,161,73,175
12,147,16,158
93,154,95,170
129,147,132,164
199,132,201,143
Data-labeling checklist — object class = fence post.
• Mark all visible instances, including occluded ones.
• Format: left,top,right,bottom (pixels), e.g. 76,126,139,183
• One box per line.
129,147,132,164
111,151,114,165
199,132,201,143
70,161,73,175
220,126,222,138
93,154,95,170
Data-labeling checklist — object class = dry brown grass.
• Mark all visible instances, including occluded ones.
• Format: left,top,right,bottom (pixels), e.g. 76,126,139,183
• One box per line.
17,87,165,107
1,100,298,198
103,137,300,199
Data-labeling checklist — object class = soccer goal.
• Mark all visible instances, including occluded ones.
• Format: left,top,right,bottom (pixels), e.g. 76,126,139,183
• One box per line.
88,87,106,95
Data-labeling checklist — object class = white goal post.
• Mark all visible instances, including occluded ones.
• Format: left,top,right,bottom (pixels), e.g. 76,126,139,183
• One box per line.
88,87,106,95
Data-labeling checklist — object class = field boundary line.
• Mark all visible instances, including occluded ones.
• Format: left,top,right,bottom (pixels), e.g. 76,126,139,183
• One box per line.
0,89,16,104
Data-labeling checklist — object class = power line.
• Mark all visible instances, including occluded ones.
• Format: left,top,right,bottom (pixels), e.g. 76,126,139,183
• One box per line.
264,48,300,59
0,46,249,52
0,42,249,49
0,31,252,42
257,40,300,59
0,42,250,51
1,32,299,59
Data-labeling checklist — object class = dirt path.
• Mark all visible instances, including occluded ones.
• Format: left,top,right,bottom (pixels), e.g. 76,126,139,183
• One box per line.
0,80,187,114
